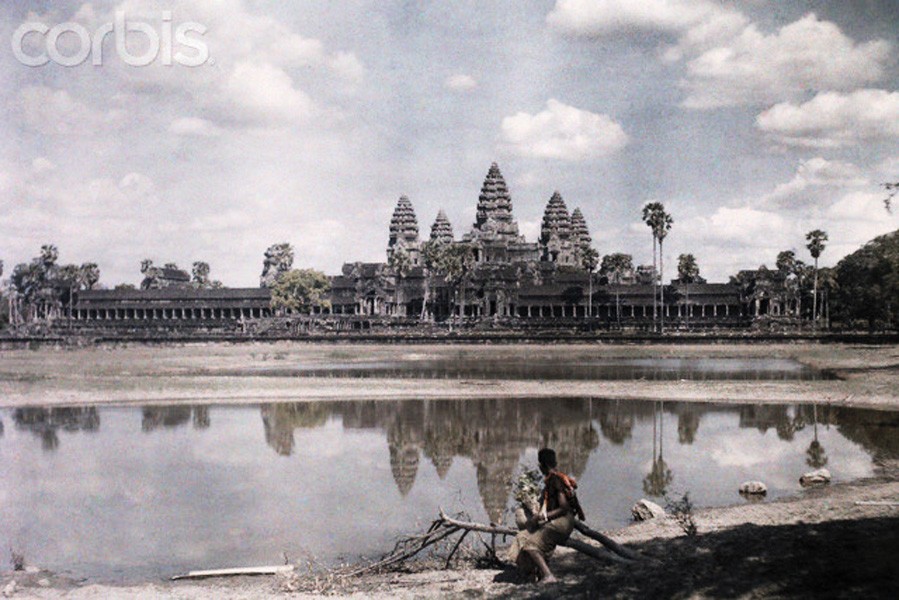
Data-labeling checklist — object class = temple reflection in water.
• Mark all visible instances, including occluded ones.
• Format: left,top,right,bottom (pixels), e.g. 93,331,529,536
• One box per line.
255,398,899,518
10,399,899,521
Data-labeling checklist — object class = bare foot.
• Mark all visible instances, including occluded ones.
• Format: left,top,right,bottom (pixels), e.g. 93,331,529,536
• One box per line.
540,575,558,584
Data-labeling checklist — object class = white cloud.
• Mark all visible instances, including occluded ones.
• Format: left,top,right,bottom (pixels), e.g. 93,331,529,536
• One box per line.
169,117,222,137
547,0,725,36
826,190,893,222
679,206,790,248
17,86,123,135
756,89,899,148
764,157,868,207
500,99,627,161
221,61,316,125
682,15,892,109
549,3,893,110
31,157,57,177
445,74,478,91
328,52,365,84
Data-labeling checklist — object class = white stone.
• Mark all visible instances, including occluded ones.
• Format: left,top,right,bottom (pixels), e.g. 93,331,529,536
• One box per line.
739,481,768,495
800,468,832,486
632,498,667,521
37,579,50,588
2,580,16,597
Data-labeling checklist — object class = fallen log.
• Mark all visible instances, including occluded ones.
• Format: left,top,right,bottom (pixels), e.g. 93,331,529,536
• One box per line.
439,509,638,563
171,565,295,580
573,521,643,561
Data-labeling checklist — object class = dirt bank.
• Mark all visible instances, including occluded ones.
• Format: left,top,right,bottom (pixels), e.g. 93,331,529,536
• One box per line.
1,342,897,409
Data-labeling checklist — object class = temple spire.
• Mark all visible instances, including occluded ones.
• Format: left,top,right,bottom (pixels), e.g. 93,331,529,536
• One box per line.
473,162,519,239
387,195,421,263
430,210,454,244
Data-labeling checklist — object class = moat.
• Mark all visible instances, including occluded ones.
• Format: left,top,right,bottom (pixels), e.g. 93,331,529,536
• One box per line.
2,394,896,582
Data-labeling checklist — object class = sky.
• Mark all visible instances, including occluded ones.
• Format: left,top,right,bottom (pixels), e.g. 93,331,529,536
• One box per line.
1,0,898,287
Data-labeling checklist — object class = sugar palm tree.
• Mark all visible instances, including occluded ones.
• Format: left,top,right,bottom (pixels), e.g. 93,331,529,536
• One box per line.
641,203,662,330
601,253,633,328
805,230,828,330
643,204,673,333
387,247,412,317
581,246,599,317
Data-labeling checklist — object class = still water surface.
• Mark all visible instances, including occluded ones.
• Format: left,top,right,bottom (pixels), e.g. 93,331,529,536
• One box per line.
201,357,835,380
1,397,896,582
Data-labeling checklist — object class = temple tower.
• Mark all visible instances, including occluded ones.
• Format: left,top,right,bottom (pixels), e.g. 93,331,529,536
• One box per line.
429,210,454,245
387,195,421,265
473,163,520,240
570,207,592,265
539,191,574,264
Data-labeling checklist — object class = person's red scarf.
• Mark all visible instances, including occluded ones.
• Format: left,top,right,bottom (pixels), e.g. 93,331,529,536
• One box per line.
544,469,586,521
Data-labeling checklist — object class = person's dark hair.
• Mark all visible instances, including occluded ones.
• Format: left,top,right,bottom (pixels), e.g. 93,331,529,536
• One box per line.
537,448,557,469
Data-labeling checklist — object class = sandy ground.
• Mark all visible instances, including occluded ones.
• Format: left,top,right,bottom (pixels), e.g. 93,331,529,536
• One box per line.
3,462,897,599
0,342,897,409
2,342,897,598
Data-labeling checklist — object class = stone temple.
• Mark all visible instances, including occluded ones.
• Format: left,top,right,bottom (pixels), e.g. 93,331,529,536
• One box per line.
328,161,743,324
70,161,769,330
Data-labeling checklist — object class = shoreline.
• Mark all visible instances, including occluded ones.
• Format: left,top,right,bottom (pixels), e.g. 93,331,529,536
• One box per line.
1,341,897,410
4,463,897,599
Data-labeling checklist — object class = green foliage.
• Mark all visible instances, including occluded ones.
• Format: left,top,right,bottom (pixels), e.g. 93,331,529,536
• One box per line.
665,492,698,537
512,467,543,511
192,261,211,287
642,202,673,243
388,247,412,278
884,182,897,212
437,243,476,287
561,286,584,305
580,246,599,273
806,230,828,260
600,253,633,283
833,229,899,330
270,268,331,314
677,253,700,283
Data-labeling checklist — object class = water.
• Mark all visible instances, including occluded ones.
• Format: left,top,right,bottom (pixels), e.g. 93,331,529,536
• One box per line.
1,398,896,582
196,357,835,381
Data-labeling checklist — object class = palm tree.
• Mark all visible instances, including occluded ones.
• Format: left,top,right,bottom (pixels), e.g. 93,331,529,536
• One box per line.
645,205,673,333
419,240,441,320
641,203,661,330
79,263,100,290
805,230,828,330
387,247,412,317
581,246,599,317
601,253,633,328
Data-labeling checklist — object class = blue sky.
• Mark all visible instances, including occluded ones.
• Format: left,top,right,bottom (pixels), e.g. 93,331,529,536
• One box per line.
1,0,898,286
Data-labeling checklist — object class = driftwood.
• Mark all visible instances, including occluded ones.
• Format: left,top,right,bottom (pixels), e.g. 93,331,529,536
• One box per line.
573,521,643,561
854,501,899,507
438,510,639,563
171,565,295,580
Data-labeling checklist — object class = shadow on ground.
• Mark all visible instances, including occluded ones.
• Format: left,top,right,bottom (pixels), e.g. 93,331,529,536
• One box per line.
491,516,899,599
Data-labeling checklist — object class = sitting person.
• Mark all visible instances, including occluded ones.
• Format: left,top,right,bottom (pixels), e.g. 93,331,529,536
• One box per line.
508,448,584,584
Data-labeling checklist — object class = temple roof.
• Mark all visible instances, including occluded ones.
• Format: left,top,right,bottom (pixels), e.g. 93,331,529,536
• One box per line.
77,288,271,300
388,195,420,249
430,210,454,244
